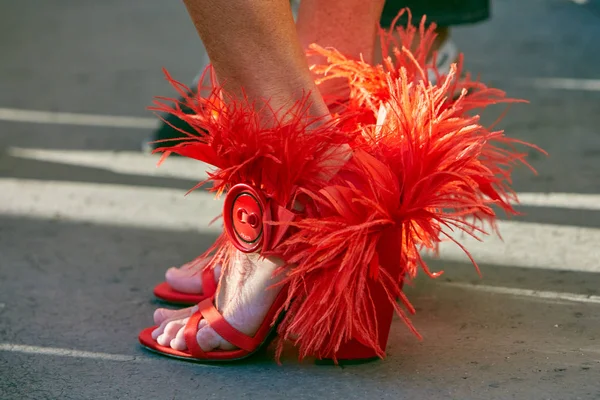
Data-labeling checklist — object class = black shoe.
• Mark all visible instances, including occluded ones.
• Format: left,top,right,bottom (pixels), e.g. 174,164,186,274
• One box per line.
142,87,200,153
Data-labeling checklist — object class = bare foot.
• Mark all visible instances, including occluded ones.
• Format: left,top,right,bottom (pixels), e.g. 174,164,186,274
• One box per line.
164,257,222,294
151,251,285,352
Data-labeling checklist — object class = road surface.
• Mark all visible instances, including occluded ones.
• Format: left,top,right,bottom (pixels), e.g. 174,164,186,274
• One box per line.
1,1,599,399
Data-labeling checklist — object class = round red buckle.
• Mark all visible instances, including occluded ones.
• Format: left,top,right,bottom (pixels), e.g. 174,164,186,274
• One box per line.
223,184,270,253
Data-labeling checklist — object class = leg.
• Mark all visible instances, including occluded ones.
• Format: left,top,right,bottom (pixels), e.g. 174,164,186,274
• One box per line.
146,0,302,151
142,1,539,363
149,0,306,304
154,0,386,303
148,0,386,351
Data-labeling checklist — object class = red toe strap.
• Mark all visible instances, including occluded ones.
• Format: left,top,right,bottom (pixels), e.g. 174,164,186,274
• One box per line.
183,309,207,358
198,299,259,353
201,267,217,297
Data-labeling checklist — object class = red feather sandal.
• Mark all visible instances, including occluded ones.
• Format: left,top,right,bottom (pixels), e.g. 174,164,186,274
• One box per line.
139,157,405,363
139,287,289,362
140,182,299,362
137,68,540,363
139,14,540,362
137,75,417,362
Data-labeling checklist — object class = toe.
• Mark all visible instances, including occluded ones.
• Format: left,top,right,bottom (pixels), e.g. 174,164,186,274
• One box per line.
153,308,176,325
151,306,197,341
153,305,197,326
151,319,169,340
157,319,187,347
196,320,228,352
165,266,192,281
170,326,188,351
165,266,203,294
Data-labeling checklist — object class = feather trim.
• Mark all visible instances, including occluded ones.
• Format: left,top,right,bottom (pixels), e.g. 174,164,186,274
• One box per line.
149,11,544,362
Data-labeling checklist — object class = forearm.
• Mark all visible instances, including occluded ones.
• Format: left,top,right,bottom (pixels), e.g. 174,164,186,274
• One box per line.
183,0,328,117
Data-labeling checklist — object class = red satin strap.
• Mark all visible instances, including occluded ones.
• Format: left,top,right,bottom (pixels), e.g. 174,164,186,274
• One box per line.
198,299,259,353
183,308,207,358
201,268,217,297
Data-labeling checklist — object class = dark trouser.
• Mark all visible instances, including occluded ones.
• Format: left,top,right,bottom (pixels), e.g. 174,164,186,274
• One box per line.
380,0,490,28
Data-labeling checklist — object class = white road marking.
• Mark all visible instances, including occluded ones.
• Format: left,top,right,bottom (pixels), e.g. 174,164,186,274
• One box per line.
445,283,600,305
523,78,600,92
0,107,157,129
2,178,600,273
0,178,223,233
7,148,600,211
436,219,600,273
0,343,144,362
8,147,210,181
516,192,600,211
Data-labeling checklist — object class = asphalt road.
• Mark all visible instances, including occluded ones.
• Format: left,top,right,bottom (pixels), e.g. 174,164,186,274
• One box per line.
1,1,600,399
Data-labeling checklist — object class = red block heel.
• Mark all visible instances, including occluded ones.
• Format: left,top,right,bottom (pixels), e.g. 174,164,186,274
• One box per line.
323,227,402,362
329,296,395,362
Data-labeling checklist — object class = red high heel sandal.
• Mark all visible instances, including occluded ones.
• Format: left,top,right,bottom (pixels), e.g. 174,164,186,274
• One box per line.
140,147,408,363
138,13,539,361
140,184,298,362
139,290,288,362
141,163,405,362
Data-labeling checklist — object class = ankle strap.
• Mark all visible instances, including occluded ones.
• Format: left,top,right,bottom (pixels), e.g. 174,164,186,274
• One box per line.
197,299,260,352
223,183,299,254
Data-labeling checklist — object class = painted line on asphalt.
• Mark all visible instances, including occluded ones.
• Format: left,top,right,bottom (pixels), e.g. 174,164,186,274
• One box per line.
7,147,210,181
0,343,145,362
445,282,600,305
0,178,223,233
521,78,600,92
0,107,157,129
435,219,600,273
516,192,600,211
1,178,600,273
7,148,600,211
